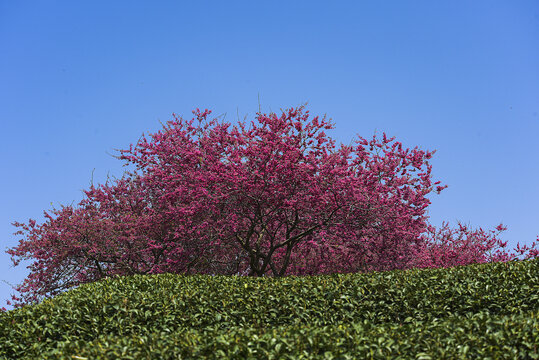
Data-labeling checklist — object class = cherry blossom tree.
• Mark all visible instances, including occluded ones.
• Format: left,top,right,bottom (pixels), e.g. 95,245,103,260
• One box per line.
6,105,537,308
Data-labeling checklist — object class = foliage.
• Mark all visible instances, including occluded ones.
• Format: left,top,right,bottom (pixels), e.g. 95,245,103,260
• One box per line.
0,260,537,359
43,312,539,360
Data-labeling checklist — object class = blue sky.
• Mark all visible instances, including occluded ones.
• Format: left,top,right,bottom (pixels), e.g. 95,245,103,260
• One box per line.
1,1,538,309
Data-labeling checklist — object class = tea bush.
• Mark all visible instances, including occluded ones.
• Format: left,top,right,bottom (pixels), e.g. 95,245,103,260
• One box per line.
1,259,537,359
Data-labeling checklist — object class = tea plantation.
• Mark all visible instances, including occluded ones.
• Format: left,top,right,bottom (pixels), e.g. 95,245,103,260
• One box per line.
1,260,538,359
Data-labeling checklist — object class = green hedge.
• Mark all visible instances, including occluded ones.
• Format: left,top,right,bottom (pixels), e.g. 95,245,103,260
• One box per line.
52,311,539,359
1,260,538,359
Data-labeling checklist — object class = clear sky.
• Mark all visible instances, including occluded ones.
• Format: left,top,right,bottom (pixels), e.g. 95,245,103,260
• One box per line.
1,1,538,310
